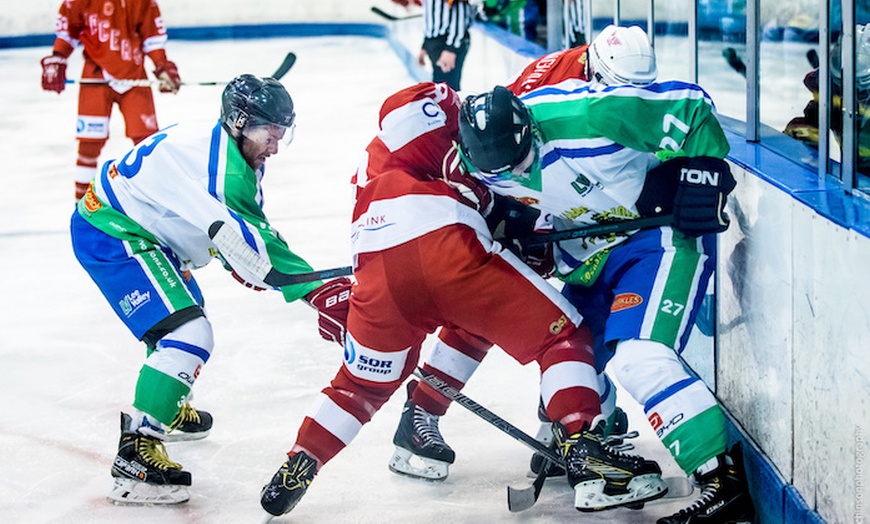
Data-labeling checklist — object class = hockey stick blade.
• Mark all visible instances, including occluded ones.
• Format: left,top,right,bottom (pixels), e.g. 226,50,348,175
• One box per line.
271,52,296,80
663,475,694,499
207,220,351,287
507,466,548,512
722,47,747,78
371,6,423,21
517,214,673,246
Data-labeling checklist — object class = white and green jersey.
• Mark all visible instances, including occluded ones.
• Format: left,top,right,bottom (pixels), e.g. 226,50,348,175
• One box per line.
474,79,730,278
76,120,320,302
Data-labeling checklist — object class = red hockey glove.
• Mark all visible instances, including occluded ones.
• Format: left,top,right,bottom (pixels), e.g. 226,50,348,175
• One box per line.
154,61,181,93
306,277,352,346
41,55,67,93
231,270,267,291
442,143,493,214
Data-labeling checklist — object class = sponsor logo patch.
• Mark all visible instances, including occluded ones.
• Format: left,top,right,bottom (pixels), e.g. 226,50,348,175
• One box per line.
611,293,643,312
83,184,102,212
549,314,568,335
119,289,151,317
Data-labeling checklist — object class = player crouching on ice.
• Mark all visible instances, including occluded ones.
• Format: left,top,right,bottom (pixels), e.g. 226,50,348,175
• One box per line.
259,82,668,518
70,74,351,505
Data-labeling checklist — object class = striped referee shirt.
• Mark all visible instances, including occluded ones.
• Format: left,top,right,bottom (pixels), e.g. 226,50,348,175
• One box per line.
423,0,475,50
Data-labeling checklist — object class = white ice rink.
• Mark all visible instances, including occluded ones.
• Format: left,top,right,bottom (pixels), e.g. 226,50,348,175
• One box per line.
2,34,728,523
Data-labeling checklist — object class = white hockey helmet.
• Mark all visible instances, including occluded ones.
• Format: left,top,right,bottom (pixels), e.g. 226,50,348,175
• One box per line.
832,23,870,99
587,25,657,86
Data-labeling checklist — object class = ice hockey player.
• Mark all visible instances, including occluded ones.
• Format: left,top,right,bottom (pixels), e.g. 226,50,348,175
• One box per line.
508,24,657,95
41,0,182,200
457,80,755,522
70,74,351,505
259,82,668,517
388,23,659,483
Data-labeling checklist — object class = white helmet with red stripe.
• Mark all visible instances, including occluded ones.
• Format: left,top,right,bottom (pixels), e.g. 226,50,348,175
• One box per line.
587,25,657,86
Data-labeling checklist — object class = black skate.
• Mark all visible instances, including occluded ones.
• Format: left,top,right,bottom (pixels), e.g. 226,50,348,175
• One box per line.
554,419,668,511
530,404,635,477
388,380,455,481
108,413,192,505
657,442,756,524
165,402,213,442
260,451,318,517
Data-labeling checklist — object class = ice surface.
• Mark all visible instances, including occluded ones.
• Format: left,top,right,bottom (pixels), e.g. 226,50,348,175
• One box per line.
1,35,732,523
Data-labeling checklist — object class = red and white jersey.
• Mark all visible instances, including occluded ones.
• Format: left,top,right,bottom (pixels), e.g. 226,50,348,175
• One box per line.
506,45,590,95
350,82,491,260
52,0,168,81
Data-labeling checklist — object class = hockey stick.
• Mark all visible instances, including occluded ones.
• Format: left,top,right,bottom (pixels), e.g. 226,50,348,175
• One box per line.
723,46,819,79
722,47,747,77
414,368,694,511
370,6,423,21
517,214,673,247
208,220,351,287
270,52,297,80
66,51,297,87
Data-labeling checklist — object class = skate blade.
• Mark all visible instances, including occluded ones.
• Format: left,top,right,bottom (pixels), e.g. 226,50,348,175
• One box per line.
163,429,210,442
107,478,190,505
574,473,668,512
662,476,694,499
388,447,449,481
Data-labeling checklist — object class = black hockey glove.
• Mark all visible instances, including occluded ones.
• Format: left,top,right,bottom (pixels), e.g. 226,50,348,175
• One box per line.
486,193,553,273
637,156,735,237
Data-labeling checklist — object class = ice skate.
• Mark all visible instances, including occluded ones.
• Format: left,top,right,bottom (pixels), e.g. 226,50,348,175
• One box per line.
108,413,192,505
388,380,455,481
530,405,635,478
657,442,755,524
260,451,318,517
554,418,668,512
165,402,213,442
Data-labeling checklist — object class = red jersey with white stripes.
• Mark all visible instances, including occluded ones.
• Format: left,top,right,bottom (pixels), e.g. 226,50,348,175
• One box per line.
52,0,169,80
506,45,590,95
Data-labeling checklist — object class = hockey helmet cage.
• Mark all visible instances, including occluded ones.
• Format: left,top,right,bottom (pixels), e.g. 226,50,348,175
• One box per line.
221,74,296,133
458,86,532,174
832,23,870,99
587,25,657,86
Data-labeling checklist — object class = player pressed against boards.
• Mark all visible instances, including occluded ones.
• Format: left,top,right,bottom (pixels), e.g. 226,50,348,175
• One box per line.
379,26,755,522
70,74,351,505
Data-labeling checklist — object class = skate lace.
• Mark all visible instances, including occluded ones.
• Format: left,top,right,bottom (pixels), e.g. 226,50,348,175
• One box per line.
597,431,643,463
603,430,640,452
169,402,200,430
137,436,183,471
412,406,446,446
679,478,721,515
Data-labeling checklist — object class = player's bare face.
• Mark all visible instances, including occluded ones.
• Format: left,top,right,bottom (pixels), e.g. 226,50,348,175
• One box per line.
240,123,294,170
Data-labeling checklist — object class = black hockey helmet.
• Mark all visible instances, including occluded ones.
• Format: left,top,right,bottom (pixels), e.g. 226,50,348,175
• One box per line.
458,86,532,174
220,74,295,133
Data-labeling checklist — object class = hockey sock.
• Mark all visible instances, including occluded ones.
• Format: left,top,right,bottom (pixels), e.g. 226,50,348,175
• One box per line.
414,328,491,415
644,377,727,474
538,328,600,435
133,318,214,426
609,339,727,474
